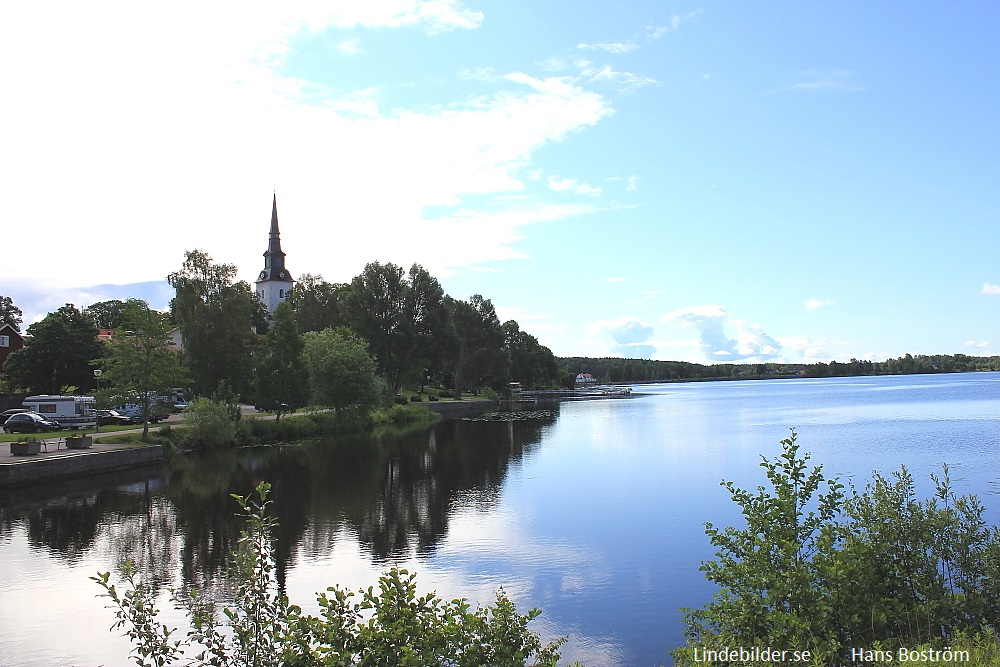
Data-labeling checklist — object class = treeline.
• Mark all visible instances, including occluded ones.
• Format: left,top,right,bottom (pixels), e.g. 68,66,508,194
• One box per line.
0,251,561,420
558,352,1000,385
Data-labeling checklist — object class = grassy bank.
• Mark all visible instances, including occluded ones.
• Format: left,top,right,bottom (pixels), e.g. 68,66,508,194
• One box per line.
99,403,439,449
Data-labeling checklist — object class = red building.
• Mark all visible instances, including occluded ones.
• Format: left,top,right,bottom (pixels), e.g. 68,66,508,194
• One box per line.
0,323,24,369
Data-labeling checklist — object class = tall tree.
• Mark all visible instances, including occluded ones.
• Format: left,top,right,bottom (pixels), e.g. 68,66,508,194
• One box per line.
444,295,507,398
0,295,23,332
342,262,447,393
253,302,309,420
287,274,346,334
100,299,183,439
84,299,130,330
503,320,558,389
301,327,382,413
168,250,259,397
4,304,102,394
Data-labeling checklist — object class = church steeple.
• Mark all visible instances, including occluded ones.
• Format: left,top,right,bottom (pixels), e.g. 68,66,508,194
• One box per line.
255,194,294,315
262,193,290,276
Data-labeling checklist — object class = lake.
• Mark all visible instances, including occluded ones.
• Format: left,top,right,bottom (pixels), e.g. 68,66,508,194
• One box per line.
2,372,1000,666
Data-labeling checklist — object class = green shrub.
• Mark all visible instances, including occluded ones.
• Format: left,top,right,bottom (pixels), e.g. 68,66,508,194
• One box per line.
93,482,567,666
181,397,236,451
675,431,1000,666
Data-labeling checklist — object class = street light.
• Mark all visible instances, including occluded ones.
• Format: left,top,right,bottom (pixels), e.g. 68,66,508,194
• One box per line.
93,369,102,433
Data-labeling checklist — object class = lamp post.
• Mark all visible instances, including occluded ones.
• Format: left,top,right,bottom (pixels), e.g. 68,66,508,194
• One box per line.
93,369,102,433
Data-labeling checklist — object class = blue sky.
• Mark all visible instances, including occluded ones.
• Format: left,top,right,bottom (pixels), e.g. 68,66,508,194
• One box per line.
4,1,1000,364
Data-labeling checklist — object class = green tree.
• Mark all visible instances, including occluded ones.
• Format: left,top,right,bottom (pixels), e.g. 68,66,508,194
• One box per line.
503,320,559,389
254,302,309,420
287,274,346,334
168,250,260,397
302,327,382,413
445,295,508,398
4,304,102,394
342,262,447,394
100,299,183,440
84,299,130,330
0,294,23,331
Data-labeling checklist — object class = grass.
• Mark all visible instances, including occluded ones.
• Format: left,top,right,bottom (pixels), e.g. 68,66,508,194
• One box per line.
0,422,166,442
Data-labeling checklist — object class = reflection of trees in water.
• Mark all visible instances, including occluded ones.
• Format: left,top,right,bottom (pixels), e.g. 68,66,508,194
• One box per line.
1,476,180,597
348,412,556,561
0,407,557,605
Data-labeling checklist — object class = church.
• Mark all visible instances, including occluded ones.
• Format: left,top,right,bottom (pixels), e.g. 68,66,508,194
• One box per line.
255,194,294,315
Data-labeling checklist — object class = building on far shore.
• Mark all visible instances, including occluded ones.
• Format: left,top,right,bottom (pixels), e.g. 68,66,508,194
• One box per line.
254,193,294,316
575,372,597,388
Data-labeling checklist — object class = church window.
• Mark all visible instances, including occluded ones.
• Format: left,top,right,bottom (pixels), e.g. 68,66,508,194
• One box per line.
279,289,284,298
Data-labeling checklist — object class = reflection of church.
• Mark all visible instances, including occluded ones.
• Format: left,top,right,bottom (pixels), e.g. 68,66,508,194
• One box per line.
255,194,294,315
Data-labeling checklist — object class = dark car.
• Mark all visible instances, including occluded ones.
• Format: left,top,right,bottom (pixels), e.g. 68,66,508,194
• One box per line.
97,409,138,426
3,412,63,434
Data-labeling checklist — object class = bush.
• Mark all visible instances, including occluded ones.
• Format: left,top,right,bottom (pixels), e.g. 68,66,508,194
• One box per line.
409,394,422,402
674,431,1000,665
93,482,567,666
181,397,237,451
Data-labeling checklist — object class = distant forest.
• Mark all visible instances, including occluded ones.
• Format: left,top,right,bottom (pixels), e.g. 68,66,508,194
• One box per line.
556,353,1000,385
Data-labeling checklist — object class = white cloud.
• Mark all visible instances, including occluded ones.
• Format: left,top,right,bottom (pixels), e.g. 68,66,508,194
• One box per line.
780,69,864,93
965,340,989,348
336,38,363,55
580,64,657,92
323,0,484,32
577,41,638,54
585,316,656,358
0,5,614,288
804,297,835,311
626,175,640,191
646,12,699,40
548,176,602,195
661,306,781,362
981,282,1000,296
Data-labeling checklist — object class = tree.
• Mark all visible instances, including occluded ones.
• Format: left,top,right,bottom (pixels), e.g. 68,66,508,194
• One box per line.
503,320,558,389
301,327,382,413
342,262,447,394
287,273,346,334
84,299,130,330
253,302,309,420
168,250,259,397
4,304,102,394
444,295,507,398
100,299,183,440
0,294,23,331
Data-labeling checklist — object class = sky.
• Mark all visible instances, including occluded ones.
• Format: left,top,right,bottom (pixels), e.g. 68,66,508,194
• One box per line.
4,1,1000,365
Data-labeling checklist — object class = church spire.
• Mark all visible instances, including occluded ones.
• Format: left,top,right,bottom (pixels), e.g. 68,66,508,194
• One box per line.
255,193,294,315
261,193,290,277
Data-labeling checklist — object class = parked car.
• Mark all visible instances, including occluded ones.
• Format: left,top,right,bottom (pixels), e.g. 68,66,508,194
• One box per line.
3,412,63,434
116,401,171,423
97,409,138,426
0,408,29,420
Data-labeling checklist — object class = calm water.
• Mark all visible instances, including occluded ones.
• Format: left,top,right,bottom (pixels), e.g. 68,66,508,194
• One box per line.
2,373,1000,667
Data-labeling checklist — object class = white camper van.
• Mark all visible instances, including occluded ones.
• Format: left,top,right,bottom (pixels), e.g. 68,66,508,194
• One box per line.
22,395,98,429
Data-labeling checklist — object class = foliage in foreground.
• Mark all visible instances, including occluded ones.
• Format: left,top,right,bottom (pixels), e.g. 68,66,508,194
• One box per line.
93,482,565,667
674,431,1000,665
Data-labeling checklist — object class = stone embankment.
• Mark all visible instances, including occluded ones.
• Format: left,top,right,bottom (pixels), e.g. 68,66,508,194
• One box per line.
0,438,163,488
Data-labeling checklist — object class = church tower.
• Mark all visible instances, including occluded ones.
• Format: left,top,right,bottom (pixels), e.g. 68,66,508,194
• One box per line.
255,194,294,315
